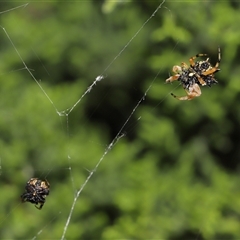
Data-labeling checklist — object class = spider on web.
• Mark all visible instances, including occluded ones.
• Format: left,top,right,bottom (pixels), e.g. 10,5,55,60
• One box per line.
21,178,50,210
166,48,221,100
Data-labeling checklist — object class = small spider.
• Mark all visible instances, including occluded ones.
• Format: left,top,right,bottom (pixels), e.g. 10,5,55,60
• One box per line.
166,48,221,100
21,178,50,210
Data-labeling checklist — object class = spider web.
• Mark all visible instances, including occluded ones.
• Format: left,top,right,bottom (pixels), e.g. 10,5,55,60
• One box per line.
0,2,236,240
0,1,180,239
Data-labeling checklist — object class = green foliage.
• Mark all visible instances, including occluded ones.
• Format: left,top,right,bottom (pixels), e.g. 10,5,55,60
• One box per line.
0,1,240,239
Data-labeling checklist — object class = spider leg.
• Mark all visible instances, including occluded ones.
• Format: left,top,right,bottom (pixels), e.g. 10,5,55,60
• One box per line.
166,74,179,83
181,62,189,70
202,68,220,76
171,83,201,100
196,74,206,86
189,53,208,67
35,203,44,210
166,65,184,83
215,47,221,68
172,65,182,73
202,47,221,76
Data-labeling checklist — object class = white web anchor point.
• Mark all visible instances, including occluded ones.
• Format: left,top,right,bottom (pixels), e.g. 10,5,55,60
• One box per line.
86,75,105,93
95,75,104,82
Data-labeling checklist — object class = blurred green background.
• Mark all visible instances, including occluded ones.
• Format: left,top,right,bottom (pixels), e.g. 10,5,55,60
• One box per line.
0,0,240,239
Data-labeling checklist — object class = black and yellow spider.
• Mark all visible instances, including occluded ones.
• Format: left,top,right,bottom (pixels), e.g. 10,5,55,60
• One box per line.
166,48,221,100
21,178,50,210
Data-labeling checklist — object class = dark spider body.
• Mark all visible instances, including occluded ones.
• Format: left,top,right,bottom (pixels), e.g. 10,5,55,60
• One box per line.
201,74,218,87
192,60,218,87
21,178,50,210
177,69,198,90
178,65,218,89
166,48,221,100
